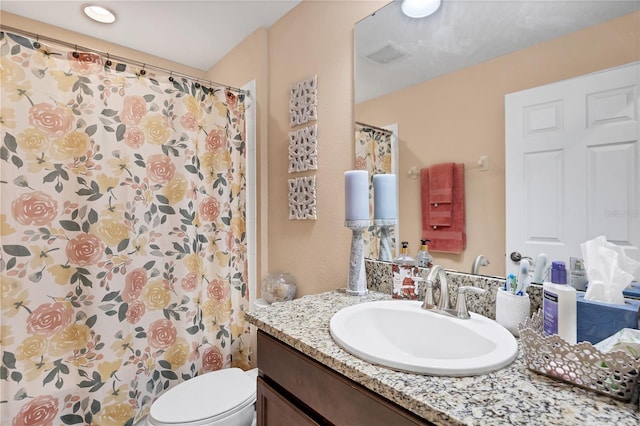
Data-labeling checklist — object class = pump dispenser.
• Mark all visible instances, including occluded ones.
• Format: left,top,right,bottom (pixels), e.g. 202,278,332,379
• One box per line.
415,239,433,268
542,261,577,344
392,241,418,299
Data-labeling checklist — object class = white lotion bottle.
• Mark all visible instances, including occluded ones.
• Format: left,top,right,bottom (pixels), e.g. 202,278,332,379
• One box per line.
542,261,577,344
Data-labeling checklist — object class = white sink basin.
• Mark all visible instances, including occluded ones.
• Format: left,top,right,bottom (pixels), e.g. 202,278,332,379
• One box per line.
329,300,518,376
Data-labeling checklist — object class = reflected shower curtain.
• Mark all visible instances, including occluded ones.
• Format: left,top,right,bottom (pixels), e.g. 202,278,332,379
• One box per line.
0,32,250,425
355,123,393,259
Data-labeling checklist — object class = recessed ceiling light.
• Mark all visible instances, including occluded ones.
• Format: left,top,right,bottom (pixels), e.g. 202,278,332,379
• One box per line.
401,0,441,19
83,4,117,24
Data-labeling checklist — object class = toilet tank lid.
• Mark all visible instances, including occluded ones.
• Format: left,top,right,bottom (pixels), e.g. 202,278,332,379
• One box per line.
149,367,256,424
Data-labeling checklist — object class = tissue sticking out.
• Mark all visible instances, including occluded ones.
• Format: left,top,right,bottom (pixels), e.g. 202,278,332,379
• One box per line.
580,236,640,305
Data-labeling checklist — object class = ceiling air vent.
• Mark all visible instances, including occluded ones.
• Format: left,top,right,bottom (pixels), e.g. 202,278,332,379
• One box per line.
364,41,410,65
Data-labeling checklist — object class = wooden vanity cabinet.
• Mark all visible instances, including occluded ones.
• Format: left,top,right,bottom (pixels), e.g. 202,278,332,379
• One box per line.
256,330,433,426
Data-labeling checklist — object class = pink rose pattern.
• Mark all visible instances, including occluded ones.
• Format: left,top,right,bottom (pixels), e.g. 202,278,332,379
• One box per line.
28,103,73,138
199,196,220,222
65,234,105,266
12,395,59,426
120,95,147,126
68,52,103,75
146,154,176,184
11,191,58,226
26,302,74,336
1,34,249,425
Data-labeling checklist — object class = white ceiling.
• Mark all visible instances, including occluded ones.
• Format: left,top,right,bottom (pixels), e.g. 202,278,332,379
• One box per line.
1,0,301,71
356,0,640,103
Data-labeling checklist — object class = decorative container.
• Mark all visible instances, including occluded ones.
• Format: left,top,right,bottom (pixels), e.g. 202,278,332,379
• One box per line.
496,288,530,337
261,272,296,304
518,310,640,402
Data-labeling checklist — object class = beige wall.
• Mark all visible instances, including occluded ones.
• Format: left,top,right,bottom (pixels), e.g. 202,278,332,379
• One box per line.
207,28,270,288
356,11,640,277
265,1,386,296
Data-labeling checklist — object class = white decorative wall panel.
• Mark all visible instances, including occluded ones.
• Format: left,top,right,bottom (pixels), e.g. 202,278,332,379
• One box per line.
288,175,317,220
288,125,318,173
289,75,318,127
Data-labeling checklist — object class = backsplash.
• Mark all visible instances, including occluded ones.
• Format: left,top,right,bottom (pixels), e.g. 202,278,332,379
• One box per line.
364,259,542,320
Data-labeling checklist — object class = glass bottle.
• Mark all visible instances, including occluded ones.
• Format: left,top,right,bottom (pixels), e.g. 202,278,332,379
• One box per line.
392,241,418,299
415,239,433,268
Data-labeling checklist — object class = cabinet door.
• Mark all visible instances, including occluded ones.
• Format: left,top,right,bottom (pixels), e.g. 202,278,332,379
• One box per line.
257,331,431,426
256,376,319,426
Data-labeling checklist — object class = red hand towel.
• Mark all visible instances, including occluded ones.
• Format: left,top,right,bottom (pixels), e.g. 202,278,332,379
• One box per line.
429,162,454,203
429,163,454,226
421,163,466,253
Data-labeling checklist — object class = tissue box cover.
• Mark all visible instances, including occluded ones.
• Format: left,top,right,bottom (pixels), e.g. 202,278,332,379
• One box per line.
577,293,640,344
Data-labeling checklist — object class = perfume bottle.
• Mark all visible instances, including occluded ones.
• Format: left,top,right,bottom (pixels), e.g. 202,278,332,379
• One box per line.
392,241,418,299
415,239,433,268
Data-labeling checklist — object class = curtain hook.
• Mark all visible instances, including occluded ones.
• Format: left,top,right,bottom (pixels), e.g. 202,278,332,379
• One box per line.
72,44,79,58
168,71,174,83
140,64,146,76
34,35,41,49
195,78,200,89
105,53,112,67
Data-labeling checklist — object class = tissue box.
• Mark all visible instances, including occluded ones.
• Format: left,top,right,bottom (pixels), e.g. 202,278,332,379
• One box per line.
622,281,640,300
576,292,640,344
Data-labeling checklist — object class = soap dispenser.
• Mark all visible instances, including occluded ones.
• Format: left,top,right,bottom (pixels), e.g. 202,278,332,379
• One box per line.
542,261,577,344
392,241,418,300
415,239,433,268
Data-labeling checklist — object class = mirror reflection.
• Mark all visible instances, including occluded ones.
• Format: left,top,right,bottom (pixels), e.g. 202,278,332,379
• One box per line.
355,122,399,260
355,0,640,278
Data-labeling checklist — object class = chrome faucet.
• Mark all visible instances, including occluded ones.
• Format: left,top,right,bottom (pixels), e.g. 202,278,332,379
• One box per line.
471,254,490,274
422,264,487,319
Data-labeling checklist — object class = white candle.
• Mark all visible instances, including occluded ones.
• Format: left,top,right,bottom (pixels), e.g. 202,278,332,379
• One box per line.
373,174,397,219
345,170,369,221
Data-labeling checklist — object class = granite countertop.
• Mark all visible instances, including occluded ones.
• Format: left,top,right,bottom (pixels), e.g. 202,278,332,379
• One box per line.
246,290,640,426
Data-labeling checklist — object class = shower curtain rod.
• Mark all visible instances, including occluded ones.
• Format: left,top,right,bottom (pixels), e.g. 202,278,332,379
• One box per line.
355,121,392,134
0,25,249,96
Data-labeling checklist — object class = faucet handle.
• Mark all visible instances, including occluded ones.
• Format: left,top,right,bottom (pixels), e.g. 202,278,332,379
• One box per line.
455,286,487,319
421,278,436,309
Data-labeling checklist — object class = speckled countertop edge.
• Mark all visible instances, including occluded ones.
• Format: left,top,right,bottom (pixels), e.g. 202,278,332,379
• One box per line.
247,290,639,426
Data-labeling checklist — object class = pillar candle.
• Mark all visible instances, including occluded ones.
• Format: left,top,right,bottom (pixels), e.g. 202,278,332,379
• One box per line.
373,174,397,219
345,170,369,221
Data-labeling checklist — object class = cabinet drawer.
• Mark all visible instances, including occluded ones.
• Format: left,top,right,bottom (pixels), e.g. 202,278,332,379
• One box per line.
257,376,319,426
257,331,431,426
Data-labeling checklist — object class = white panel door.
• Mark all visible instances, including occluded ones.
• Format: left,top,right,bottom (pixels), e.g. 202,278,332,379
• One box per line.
505,63,639,275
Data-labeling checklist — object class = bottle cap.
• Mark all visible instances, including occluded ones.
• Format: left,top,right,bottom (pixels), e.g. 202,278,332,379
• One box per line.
550,261,567,284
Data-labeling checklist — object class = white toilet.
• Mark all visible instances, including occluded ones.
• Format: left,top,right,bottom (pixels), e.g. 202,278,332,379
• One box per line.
146,367,258,426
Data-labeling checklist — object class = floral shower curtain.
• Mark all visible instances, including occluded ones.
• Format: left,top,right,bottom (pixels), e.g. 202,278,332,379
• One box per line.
0,31,250,425
355,123,393,259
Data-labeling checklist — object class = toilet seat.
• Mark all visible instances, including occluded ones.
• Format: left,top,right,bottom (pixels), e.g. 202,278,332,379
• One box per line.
148,368,256,426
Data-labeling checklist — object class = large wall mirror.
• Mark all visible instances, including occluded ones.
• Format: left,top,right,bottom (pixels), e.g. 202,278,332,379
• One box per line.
355,0,640,278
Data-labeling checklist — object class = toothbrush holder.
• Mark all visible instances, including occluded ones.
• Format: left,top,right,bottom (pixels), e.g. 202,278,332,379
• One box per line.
496,288,531,337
